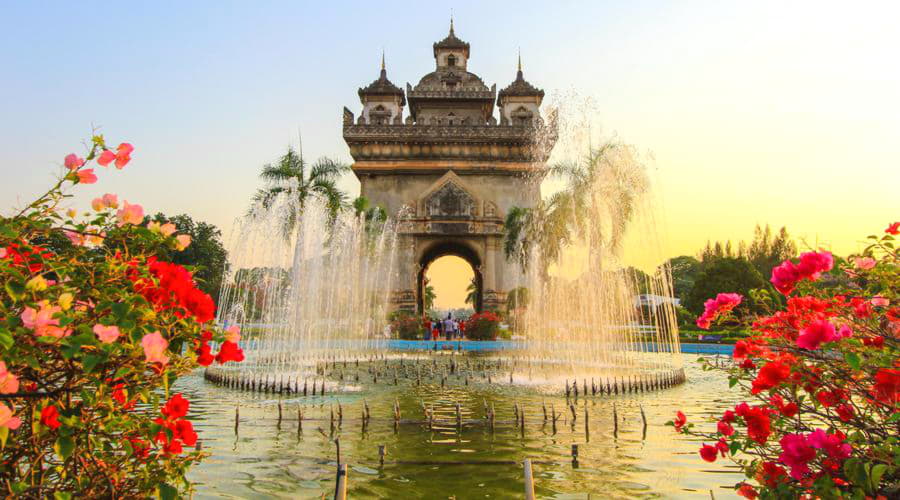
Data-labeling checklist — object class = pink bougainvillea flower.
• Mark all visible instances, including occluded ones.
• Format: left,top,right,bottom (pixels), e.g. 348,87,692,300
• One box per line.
76,169,97,184
110,143,134,169
886,222,899,235
175,234,191,251
770,251,833,295
96,150,116,167
871,296,890,307
64,153,85,170
778,433,816,480
852,257,876,270
807,429,851,461
63,229,86,247
224,325,241,343
0,403,22,430
92,324,121,344
116,201,144,227
91,197,105,211
141,331,170,366
796,319,840,350
102,193,118,208
696,293,742,330
0,361,19,394
20,301,69,338
838,325,853,338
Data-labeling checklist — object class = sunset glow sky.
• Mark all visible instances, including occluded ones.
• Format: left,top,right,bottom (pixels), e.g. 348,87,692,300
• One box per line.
2,1,897,308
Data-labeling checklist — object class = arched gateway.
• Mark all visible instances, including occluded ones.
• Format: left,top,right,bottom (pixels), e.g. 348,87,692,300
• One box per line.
342,22,556,314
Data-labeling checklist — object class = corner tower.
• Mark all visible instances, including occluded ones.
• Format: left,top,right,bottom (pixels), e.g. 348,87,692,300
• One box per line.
342,23,557,314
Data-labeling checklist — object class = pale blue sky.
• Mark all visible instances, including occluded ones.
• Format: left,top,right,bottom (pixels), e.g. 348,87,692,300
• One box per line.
2,1,898,260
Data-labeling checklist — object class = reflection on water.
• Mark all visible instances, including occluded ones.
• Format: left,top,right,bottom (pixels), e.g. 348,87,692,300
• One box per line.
181,354,742,499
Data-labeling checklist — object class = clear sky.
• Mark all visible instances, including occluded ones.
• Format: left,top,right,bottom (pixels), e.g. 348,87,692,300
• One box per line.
2,1,898,307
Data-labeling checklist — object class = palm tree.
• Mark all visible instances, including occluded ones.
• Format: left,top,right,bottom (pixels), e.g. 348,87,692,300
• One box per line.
424,284,436,311
252,146,350,234
503,141,648,272
464,277,478,306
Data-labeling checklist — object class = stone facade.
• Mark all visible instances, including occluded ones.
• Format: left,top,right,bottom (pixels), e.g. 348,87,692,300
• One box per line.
343,22,556,314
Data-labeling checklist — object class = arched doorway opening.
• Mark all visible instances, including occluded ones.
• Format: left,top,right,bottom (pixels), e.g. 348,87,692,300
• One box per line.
417,240,483,315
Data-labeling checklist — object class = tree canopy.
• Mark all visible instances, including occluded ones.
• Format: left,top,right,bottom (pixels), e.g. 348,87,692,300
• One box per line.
684,257,767,315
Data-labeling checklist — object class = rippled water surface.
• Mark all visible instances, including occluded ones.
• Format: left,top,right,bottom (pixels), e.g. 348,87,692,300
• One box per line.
179,354,742,499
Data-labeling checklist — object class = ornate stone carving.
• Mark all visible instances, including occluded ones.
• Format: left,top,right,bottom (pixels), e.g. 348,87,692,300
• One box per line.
425,182,474,218
484,201,498,218
343,107,354,126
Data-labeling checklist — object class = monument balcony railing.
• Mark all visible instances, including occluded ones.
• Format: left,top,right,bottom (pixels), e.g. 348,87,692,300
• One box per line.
342,122,554,142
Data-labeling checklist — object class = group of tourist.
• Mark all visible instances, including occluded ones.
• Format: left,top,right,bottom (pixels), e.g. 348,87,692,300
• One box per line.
424,315,463,341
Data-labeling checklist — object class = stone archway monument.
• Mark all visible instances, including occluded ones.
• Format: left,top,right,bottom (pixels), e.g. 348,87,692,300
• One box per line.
342,22,556,314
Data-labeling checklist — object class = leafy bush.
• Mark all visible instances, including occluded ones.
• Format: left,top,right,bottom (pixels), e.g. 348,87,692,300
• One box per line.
0,136,243,498
390,312,423,340
672,224,899,499
464,311,500,341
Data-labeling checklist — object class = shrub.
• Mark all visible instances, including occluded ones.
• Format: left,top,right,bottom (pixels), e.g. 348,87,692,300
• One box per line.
464,311,500,341
0,136,243,498
671,224,899,499
390,312,423,340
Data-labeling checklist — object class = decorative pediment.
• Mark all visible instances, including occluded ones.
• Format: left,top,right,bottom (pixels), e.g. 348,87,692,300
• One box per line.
417,171,480,219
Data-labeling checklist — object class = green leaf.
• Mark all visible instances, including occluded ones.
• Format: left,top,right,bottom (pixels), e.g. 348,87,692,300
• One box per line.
157,483,178,500
0,426,8,449
887,412,900,423
111,302,130,320
54,436,75,460
728,376,738,388
844,352,861,371
53,493,72,500
870,463,887,490
4,280,25,301
0,328,13,350
82,353,106,374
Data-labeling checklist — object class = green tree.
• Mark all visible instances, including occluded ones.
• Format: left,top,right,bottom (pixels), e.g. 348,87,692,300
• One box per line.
252,146,350,233
746,224,797,279
464,277,480,306
657,255,702,301
504,142,647,272
684,257,768,315
148,213,228,299
423,284,436,311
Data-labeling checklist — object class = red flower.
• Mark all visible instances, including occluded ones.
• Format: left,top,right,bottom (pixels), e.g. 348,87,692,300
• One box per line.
835,404,855,422
872,368,900,405
863,335,884,348
128,437,150,459
756,461,787,487
699,443,718,462
715,438,729,457
751,361,791,394
40,405,61,430
739,405,772,444
215,341,244,364
717,420,734,437
886,222,899,235
196,342,215,366
815,389,846,408
737,484,758,499
162,393,190,419
674,410,687,432
163,438,183,455
175,419,198,447
721,410,735,423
